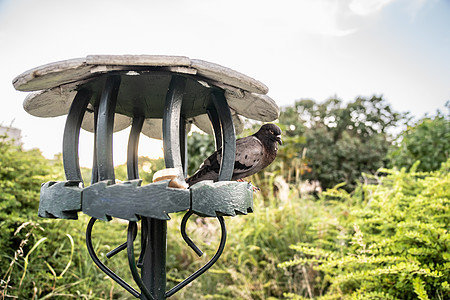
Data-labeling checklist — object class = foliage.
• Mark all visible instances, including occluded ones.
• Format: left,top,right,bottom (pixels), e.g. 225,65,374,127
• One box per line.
280,160,450,299
277,96,408,191
0,137,134,298
114,156,165,184
186,131,215,176
0,136,57,275
389,107,450,172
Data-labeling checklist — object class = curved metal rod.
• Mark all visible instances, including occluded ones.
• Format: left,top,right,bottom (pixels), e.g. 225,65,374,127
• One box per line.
211,91,236,181
85,217,140,298
127,221,154,300
207,106,222,151
63,88,92,183
127,116,144,180
96,74,121,182
137,217,148,268
106,227,137,259
162,75,186,170
180,210,203,257
91,105,99,185
166,215,227,298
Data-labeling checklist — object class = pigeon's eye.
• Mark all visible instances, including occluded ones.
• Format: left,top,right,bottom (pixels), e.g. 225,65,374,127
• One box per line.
269,130,274,134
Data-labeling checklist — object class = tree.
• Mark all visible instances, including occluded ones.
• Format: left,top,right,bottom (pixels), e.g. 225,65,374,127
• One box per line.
389,105,450,172
277,96,408,191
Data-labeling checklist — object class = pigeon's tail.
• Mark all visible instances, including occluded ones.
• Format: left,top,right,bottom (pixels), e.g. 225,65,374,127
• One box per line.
185,173,209,187
185,176,195,187
185,169,219,187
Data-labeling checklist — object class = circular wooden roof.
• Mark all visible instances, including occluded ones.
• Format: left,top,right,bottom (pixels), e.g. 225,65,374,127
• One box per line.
13,55,279,138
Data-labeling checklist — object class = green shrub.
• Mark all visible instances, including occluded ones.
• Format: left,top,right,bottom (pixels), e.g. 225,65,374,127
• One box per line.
280,160,450,299
389,109,450,172
0,137,129,298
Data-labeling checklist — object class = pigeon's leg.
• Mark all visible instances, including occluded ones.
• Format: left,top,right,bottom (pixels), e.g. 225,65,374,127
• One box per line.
236,178,260,192
251,183,261,192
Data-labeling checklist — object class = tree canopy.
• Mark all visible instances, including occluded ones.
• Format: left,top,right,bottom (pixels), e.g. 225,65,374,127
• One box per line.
389,104,449,172
276,96,408,191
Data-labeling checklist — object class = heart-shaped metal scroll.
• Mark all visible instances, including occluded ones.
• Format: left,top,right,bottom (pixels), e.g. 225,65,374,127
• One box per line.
165,210,227,298
85,217,152,299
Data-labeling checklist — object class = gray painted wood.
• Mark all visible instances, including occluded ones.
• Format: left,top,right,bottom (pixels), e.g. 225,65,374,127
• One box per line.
190,59,268,94
190,181,253,217
13,55,267,94
39,181,83,219
82,180,191,221
38,179,253,221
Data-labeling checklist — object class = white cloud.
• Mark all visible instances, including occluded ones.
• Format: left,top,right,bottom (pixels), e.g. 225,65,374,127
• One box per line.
257,0,357,37
349,0,396,15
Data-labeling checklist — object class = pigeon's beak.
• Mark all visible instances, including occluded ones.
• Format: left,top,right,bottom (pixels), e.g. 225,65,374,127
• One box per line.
276,135,282,145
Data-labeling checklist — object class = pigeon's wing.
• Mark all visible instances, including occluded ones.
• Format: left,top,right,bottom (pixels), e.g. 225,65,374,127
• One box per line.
232,136,265,177
186,136,265,185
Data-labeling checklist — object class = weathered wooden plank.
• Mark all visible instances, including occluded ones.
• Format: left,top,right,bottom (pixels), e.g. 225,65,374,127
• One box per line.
15,55,279,126
23,83,132,132
82,180,191,221
39,179,253,221
190,59,268,94
12,58,91,91
226,91,280,122
39,181,83,219
190,181,253,217
86,54,191,67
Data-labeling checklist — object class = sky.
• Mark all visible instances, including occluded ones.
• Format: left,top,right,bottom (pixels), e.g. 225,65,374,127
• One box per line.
0,0,449,167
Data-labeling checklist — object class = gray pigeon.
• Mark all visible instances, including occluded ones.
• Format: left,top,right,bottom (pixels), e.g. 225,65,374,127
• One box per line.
186,124,282,186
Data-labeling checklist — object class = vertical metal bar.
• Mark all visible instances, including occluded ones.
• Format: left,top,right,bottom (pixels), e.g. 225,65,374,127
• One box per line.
91,106,99,185
63,89,92,183
96,75,121,183
211,91,236,181
141,218,167,300
179,116,188,177
127,116,145,180
207,107,222,151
